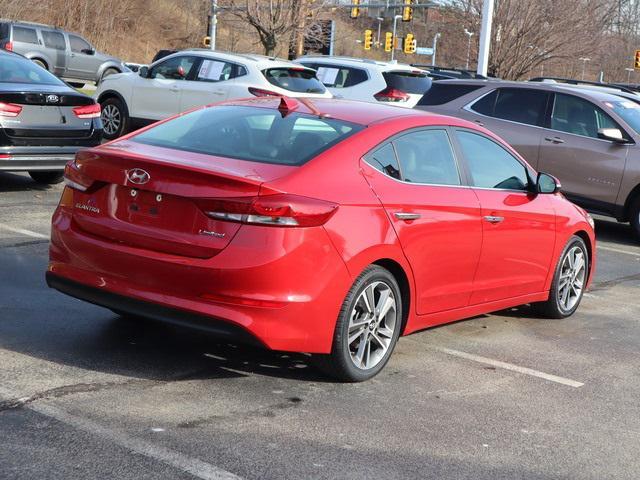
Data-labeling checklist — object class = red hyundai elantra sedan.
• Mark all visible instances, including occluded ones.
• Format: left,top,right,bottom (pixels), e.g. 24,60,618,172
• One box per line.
47,96,595,382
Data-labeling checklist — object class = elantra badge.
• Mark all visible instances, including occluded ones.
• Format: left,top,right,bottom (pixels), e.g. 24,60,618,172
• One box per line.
46,94,59,103
126,168,150,185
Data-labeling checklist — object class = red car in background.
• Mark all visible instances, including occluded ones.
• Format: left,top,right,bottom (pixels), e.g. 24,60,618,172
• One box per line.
47,97,596,382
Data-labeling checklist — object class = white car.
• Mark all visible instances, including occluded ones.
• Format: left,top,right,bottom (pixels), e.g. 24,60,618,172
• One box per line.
95,50,332,139
295,56,431,108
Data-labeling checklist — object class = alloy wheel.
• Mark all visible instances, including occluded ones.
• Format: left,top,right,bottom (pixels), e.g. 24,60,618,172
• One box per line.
101,104,121,136
348,281,397,370
557,246,586,312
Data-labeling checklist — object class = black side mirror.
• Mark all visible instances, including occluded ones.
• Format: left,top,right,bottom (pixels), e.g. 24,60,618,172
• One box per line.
139,66,149,78
537,172,561,194
81,48,95,55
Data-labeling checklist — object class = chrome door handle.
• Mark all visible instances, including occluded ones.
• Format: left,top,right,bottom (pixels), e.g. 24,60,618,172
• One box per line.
544,136,565,144
394,212,421,221
484,215,504,224
474,119,484,127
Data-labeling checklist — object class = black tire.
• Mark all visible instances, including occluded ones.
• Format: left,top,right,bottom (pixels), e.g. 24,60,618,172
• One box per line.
100,96,129,140
535,235,589,319
31,58,48,70
28,171,64,184
100,67,119,84
629,196,640,241
313,265,403,382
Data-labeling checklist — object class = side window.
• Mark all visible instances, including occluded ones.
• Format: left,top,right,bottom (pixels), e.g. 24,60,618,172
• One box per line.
149,56,197,80
311,65,368,88
41,31,66,50
368,143,401,180
418,83,484,106
13,26,39,44
470,89,498,115
69,35,91,53
471,88,548,127
551,93,617,139
394,130,460,185
456,130,529,191
196,59,235,83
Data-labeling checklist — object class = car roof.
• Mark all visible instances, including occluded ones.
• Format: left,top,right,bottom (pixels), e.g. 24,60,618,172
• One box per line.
219,96,458,126
178,49,313,70
295,55,425,73
0,18,57,29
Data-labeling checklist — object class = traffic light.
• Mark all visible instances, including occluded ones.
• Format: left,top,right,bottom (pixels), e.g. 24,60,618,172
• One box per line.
635,50,640,70
402,0,413,22
203,36,211,48
384,32,393,52
350,0,360,19
364,29,373,51
404,33,416,54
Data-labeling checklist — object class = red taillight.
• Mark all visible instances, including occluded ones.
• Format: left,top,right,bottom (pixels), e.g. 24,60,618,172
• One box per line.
0,102,22,117
248,87,281,97
63,160,94,192
196,194,338,227
374,87,410,103
73,103,101,119
3,41,13,52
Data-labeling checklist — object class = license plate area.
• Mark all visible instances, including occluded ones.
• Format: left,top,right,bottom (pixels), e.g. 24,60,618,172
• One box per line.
114,185,197,230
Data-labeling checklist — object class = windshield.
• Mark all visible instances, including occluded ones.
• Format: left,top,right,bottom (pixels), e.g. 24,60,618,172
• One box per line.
383,71,432,94
0,55,65,85
263,68,326,94
605,99,640,135
132,105,363,165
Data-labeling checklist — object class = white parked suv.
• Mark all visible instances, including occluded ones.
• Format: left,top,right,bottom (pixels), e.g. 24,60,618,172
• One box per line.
295,56,431,108
95,49,332,139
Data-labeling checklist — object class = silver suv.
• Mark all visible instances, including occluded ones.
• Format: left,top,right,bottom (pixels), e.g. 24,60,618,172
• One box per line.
0,20,126,84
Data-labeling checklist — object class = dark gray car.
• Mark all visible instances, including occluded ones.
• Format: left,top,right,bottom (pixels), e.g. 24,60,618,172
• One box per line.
0,50,102,184
0,20,126,84
417,79,640,239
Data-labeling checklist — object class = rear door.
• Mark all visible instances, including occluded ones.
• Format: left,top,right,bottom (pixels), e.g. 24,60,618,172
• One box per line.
130,55,198,120
538,92,628,213
178,57,236,111
452,128,556,304
362,128,482,314
39,29,67,76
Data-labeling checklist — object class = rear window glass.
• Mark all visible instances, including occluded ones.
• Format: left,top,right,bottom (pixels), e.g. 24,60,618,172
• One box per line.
418,82,483,106
0,23,9,40
132,105,363,166
13,26,39,44
383,71,431,94
472,88,548,126
303,64,368,88
0,55,64,85
263,68,326,94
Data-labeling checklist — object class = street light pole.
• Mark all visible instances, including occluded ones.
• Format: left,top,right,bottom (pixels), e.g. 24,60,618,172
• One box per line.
625,67,634,84
477,0,494,76
579,57,590,80
464,28,474,70
391,14,402,62
432,32,441,67
376,17,384,48
209,0,217,50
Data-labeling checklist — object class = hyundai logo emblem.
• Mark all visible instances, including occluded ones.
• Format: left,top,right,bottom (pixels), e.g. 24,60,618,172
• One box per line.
46,94,59,103
126,168,151,185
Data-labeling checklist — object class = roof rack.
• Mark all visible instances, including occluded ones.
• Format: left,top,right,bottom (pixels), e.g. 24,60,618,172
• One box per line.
529,76,638,95
411,65,489,80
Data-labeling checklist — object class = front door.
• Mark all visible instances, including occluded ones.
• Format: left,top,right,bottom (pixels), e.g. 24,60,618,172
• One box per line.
362,128,483,315
452,128,556,304
65,34,101,81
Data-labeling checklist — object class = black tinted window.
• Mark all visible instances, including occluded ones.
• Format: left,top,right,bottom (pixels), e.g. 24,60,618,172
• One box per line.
132,106,362,166
41,31,65,50
418,83,484,106
552,93,617,138
470,89,498,115
69,35,91,53
263,68,326,93
394,130,460,185
368,143,401,180
303,64,368,88
472,88,547,126
149,55,197,80
13,26,38,44
383,71,431,94
456,130,529,190
0,23,9,40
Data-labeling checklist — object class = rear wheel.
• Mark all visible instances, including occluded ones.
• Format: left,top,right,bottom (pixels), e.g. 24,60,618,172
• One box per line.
629,196,640,241
100,97,129,140
28,171,63,184
535,235,589,319
31,58,48,70
313,265,402,382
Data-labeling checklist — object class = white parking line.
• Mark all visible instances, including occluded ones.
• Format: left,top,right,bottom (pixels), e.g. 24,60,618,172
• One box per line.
0,388,242,480
597,245,640,257
0,223,49,239
437,348,585,388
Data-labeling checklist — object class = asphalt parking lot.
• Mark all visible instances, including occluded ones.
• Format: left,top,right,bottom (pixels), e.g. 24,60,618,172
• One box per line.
1,171,639,480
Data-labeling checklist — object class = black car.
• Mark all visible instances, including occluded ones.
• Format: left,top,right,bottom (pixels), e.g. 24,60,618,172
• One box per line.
0,49,102,184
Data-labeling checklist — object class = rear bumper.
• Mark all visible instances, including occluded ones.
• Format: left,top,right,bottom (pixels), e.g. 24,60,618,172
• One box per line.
0,145,94,171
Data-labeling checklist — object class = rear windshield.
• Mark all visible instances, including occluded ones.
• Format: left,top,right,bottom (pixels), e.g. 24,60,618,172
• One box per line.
417,82,484,106
0,55,65,85
383,71,431,94
263,68,326,94
0,23,9,40
132,105,363,165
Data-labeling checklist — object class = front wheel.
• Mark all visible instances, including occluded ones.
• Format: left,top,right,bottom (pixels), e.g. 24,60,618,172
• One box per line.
629,196,640,241
535,235,589,319
313,265,403,382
